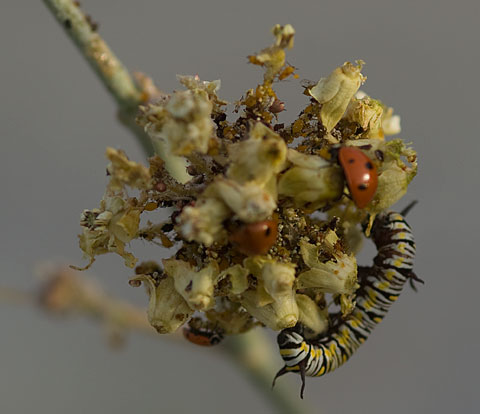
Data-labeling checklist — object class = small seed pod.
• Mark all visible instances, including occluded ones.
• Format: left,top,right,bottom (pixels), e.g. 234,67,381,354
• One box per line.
229,220,278,256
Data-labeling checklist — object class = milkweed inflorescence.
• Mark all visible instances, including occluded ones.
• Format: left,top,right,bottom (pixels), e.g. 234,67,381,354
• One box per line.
74,24,419,398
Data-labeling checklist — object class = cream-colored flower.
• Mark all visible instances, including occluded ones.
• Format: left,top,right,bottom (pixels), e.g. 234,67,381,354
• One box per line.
163,259,219,311
249,24,295,82
381,107,401,136
296,294,329,335
105,147,151,191
216,264,250,296
240,258,298,330
208,177,276,223
227,122,287,185
309,61,365,132
296,239,358,295
177,74,228,114
344,97,384,138
278,150,344,210
176,198,230,246
137,88,214,184
351,92,401,137
129,274,193,334
77,195,140,269
241,288,298,331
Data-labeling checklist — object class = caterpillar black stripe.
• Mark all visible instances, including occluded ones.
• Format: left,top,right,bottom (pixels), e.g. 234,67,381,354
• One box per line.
273,204,422,398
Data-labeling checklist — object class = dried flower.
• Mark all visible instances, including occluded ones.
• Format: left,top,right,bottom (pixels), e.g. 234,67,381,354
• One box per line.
130,272,193,334
106,147,152,190
296,294,329,335
278,150,344,210
208,177,276,223
296,238,358,296
163,259,219,311
176,198,230,246
227,122,287,185
309,61,365,133
75,23,418,346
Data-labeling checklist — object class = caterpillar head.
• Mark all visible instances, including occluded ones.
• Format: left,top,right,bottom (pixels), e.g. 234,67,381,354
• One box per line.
277,325,304,348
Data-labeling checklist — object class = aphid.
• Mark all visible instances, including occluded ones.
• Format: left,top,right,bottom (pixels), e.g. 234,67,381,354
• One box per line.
229,220,278,256
273,203,421,398
269,99,285,114
338,146,378,209
182,318,224,347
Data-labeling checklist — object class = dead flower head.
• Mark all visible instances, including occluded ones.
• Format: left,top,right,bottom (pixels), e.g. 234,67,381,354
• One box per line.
74,24,417,342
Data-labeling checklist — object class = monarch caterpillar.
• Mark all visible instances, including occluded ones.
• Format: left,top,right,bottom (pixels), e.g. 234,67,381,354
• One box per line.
273,203,422,398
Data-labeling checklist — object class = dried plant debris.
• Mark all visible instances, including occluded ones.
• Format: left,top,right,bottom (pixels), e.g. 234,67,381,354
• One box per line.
74,24,417,342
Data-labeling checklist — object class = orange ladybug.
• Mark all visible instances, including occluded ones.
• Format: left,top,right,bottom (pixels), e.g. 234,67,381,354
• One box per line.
338,147,378,209
229,220,278,256
182,319,224,346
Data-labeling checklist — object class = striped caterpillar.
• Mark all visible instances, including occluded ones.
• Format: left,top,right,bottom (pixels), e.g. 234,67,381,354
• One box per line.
273,204,423,398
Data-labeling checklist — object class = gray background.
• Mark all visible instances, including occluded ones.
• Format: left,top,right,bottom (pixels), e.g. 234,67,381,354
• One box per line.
1,0,479,413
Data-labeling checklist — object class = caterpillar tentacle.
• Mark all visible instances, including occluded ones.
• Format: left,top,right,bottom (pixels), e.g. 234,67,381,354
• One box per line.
274,209,418,398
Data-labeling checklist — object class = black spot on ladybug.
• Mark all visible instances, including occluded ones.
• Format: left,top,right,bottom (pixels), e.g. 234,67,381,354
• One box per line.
375,150,384,161
358,183,368,191
365,162,374,170
348,158,355,164
265,227,271,236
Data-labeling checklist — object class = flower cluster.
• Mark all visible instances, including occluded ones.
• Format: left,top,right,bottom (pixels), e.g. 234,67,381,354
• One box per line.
75,24,417,339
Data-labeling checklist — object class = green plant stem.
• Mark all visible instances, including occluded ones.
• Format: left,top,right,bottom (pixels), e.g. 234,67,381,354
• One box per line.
43,0,154,156
42,1,310,412
43,0,141,108
224,330,310,414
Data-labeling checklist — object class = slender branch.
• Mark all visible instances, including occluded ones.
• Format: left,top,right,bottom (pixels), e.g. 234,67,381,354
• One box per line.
1,267,184,345
224,331,310,414
43,0,141,108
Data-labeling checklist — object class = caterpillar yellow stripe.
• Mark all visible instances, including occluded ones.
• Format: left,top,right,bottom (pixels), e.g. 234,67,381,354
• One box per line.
273,205,422,398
